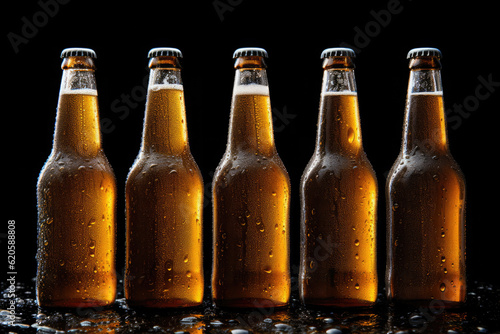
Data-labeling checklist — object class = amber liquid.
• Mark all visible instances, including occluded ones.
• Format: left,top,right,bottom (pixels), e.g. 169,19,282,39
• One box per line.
212,90,291,308
386,92,466,307
37,92,117,308
300,93,378,307
125,86,204,307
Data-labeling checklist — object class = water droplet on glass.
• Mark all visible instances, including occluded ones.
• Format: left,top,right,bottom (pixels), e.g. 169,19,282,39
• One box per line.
183,254,189,263
354,239,360,246
347,127,355,143
89,240,96,257
263,266,272,274
355,283,360,290
441,256,446,263
440,283,446,292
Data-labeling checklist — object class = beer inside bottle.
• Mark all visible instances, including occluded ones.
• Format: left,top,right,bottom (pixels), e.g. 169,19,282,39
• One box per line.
212,48,291,308
125,48,204,308
386,48,466,307
36,48,117,308
300,48,378,307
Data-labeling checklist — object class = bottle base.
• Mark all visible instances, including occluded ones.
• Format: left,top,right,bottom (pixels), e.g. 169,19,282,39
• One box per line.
389,298,465,310
37,298,114,309
126,298,203,309
213,298,288,310
302,297,376,308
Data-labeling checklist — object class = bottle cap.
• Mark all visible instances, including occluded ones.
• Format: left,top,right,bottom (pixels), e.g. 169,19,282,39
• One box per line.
407,47,442,59
148,47,183,58
60,48,96,58
233,47,268,58
321,47,356,59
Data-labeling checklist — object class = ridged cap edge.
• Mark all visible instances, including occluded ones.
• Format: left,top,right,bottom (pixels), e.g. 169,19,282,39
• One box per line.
321,47,356,59
60,48,96,58
148,47,183,58
407,47,442,59
233,47,268,58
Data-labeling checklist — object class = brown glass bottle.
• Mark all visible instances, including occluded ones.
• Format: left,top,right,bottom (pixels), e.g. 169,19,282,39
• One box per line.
125,48,204,308
386,48,466,307
212,48,291,309
300,48,378,307
36,48,117,308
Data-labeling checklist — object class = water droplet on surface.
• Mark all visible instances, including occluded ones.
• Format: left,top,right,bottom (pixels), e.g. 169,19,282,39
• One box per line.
180,316,199,324
355,283,360,290
263,266,272,274
440,283,446,292
354,239,360,246
392,203,399,211
441,256,446,263
183,254,189,263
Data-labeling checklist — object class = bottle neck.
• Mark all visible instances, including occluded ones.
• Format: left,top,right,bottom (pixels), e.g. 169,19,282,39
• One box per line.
403,58,448,155
228,57,275,156
316,66,363,156
142,64,188,155
53,57,102,157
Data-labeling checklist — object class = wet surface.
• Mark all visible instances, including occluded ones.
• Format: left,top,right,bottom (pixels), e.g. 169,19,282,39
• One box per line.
1,279,499,333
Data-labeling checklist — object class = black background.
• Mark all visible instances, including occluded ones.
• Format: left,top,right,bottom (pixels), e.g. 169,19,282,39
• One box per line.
4,0,500,292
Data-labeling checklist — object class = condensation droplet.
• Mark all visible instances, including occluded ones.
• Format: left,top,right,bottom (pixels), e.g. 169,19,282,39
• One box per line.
183,254,189,263
347,127,355,143
440,283,446,292
355,283,360,290
354,239,360,246
263,266,272,274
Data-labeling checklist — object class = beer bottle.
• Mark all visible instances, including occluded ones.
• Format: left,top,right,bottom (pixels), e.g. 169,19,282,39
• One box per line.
386,47,466,307
125,48,204,308
299,48,378,307
212,47,291,308
36,48,117,308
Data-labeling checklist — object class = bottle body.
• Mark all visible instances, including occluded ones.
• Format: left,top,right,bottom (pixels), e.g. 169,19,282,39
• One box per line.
125,52,204,308
212,50,291,308
386,50,466,307
37,51,117,308
300,53,378,307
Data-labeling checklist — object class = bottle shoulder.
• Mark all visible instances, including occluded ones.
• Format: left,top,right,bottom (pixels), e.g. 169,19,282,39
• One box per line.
302,151,376,178
387,152,465,186
126,151,202,184
40,150,114,175
214,152,290,186
37,150,116,192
